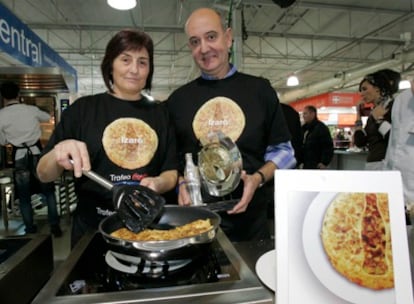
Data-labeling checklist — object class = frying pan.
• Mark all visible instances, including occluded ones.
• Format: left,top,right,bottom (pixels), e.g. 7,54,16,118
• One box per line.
99,205,221,260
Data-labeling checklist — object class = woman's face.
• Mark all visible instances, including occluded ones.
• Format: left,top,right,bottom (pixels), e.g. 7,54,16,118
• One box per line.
359,80,381,103
111,48,150,100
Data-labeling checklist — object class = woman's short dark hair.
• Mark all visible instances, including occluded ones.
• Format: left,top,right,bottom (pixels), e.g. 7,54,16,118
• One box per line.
101,29,154,93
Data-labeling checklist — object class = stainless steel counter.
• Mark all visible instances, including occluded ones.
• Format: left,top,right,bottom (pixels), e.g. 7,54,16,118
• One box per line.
233,239,274,276
233,239,275,298
32,230,274,304
331,149,368,170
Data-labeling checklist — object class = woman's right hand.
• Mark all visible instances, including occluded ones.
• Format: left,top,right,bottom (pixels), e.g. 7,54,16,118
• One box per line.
53,139,91,177
371,104,388,121
37,139,91,182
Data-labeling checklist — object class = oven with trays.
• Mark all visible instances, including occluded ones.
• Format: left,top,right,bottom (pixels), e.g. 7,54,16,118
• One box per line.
32,229,273,304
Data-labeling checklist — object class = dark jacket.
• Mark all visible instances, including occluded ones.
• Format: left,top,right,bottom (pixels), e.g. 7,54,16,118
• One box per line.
353,99,393,162
302,119,334,169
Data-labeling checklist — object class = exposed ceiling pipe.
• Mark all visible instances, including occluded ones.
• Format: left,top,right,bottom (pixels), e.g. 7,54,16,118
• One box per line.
280,47,414,104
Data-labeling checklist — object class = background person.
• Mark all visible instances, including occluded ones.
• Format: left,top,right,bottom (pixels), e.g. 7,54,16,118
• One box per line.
300,105,334,169
353,71,396,170
0,81,61,236
265,102,303,234
281,103,303,166
384,81,414,212
166,8,295,242
37,29,178,247
383,81,414,278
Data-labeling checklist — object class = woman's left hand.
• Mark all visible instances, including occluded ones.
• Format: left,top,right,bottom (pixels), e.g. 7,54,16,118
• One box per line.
139,170,178,194
139,177,161,192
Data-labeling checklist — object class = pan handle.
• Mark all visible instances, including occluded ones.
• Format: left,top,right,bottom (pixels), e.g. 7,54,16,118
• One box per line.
69,159,113,190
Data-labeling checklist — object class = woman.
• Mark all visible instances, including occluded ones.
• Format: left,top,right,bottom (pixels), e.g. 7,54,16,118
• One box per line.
37,29,178,247
353,70,397,170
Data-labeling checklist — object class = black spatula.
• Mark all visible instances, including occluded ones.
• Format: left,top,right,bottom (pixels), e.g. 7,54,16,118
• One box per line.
72,162,165,232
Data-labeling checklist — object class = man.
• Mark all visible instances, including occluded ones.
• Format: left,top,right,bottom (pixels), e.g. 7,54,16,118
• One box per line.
166,8,295,241
301,105,334,169
0,81,61,236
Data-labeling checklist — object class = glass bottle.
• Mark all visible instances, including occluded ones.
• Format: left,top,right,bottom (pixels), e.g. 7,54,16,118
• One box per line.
184,153,203,205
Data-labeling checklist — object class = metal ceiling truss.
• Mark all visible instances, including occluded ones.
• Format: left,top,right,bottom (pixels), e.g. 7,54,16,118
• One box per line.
0,0,413,100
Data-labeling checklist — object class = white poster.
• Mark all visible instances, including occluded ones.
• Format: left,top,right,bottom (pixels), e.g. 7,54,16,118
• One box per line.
274,170,413,304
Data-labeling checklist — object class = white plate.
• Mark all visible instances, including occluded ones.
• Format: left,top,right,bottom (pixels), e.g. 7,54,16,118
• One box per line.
255,249,276,292
302,192,394,304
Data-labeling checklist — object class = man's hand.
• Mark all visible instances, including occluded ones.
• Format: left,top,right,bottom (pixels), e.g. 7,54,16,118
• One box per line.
228,171,260,214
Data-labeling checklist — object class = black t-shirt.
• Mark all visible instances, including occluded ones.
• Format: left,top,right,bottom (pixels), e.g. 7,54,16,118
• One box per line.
166,72,290,175
166,72,290,241
43,93,178,226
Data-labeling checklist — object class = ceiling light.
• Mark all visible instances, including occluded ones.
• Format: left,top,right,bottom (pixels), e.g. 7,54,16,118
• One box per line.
287,75,299,87
107,0,136,10
399,80,411,90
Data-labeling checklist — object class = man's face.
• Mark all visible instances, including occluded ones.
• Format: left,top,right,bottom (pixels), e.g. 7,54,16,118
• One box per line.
302,108,315,124
185,9,233,79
